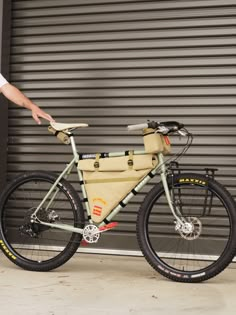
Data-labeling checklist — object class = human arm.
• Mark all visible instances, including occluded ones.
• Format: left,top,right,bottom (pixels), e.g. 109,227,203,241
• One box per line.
0,82,54,124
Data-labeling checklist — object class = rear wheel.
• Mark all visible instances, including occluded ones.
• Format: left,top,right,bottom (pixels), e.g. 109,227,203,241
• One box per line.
0,172,85,271
137,173,236,282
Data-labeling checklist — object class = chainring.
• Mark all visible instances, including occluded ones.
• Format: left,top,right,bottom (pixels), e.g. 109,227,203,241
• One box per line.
82,224,100,243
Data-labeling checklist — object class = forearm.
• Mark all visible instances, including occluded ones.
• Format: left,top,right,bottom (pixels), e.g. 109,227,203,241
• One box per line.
0,81,54,124
0,83,38,111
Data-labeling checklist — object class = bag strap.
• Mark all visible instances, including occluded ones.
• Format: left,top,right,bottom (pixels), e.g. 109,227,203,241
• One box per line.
128,150,134,170
93,151,134,171
94,153,100,171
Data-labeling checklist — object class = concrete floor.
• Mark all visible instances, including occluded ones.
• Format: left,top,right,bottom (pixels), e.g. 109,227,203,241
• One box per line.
0,252,235,315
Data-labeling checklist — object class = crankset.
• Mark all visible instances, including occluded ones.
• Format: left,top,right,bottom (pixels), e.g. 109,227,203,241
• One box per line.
82,222,118,244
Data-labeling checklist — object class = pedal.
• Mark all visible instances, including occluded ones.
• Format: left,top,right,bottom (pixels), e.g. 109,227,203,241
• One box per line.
99,222,118,232
80,239,89,246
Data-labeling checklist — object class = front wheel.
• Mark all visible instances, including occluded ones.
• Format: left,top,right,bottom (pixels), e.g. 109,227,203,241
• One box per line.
137,173,236,282
0,172,85,271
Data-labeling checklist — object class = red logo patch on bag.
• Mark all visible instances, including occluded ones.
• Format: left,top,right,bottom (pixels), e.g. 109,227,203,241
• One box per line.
92,205,102,216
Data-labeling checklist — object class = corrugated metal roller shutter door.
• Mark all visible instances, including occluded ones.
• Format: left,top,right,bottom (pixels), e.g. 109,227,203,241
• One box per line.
8,0,236,251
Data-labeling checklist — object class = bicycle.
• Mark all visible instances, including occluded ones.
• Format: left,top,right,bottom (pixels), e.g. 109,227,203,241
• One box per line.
0,120,235,283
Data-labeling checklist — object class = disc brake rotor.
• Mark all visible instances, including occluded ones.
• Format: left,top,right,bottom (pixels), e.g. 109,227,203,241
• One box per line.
177,217,202,240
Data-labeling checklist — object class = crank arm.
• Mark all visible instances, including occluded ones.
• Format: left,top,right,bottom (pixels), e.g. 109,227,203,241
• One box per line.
96,222,118,234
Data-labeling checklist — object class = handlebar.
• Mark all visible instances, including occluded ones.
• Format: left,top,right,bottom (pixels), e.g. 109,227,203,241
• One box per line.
127,123,149,131
127,121,186,136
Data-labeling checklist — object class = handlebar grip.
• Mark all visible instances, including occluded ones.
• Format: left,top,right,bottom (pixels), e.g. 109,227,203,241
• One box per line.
127,123,149,131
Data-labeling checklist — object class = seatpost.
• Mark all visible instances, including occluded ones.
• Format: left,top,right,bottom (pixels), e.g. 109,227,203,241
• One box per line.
69,133,79,159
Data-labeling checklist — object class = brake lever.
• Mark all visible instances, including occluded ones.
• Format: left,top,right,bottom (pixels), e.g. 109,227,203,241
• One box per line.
177,129,188,137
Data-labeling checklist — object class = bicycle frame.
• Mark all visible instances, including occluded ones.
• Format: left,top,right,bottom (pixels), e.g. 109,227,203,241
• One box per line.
31,132,183,234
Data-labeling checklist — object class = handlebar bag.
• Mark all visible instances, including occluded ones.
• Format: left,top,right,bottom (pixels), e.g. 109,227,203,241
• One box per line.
143,128,171,155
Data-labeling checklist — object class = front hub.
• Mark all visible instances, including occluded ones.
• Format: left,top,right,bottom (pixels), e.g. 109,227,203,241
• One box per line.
176,217,202,240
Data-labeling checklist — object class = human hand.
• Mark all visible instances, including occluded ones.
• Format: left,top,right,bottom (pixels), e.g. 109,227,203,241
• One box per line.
32,107,55,124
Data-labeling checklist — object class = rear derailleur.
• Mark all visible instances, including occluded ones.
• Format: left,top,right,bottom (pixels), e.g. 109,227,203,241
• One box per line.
19,208,60,238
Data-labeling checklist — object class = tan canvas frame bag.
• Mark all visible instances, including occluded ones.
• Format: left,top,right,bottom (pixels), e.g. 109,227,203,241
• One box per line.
79,153,158,223
143,128,171,155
